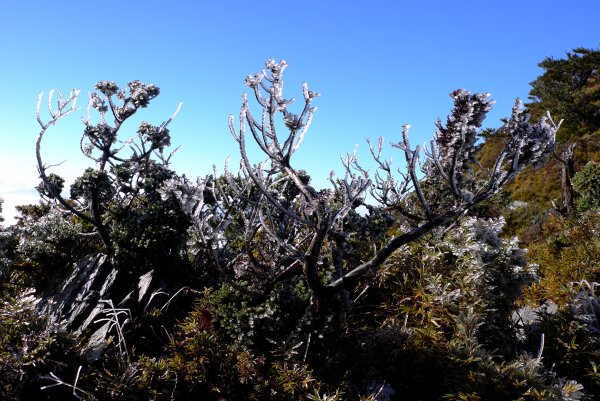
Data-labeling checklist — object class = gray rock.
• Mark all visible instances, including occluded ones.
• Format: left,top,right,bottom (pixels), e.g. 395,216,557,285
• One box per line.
39,253,111,329
83,322,111,361
507,200,528,210
37,253,122,360
36,253,175,361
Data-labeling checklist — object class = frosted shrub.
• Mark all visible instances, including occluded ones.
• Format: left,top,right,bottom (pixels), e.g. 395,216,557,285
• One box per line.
15,208,83,266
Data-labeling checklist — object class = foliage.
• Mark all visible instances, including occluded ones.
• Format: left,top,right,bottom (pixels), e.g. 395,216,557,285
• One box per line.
572,161,600,212
14,207,85,267
527,283,600,397
0,293,82,400
488,134,600,240
298,216,585,400
161,59,557,306
3,56,600,400
525,209,600,305
86,282,323,400
475,47,600,239
0,224,16,290
34,80,190,266
527,47,600,142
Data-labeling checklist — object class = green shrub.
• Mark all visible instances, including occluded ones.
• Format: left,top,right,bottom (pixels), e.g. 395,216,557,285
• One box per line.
0,294,82,400
573,161,600,212
525,209,600,305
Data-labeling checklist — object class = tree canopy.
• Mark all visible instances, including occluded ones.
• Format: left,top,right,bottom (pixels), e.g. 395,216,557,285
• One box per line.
527,47,600,141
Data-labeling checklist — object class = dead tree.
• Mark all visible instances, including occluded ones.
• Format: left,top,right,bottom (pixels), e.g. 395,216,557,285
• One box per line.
553,143,577,215
227,59,561,298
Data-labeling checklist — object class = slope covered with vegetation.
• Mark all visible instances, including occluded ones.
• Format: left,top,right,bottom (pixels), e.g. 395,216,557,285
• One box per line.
477,47,600,239
1,50,599,400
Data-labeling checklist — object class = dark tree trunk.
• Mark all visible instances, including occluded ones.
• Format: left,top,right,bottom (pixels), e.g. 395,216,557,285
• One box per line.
560,144,577,214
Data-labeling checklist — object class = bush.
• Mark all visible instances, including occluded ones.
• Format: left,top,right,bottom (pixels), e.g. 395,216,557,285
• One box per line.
525,209,600,305
0,293,82,400
573,161,600,212
5,58,596,400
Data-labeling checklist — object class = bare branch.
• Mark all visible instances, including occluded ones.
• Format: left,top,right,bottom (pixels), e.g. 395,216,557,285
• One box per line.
160,101,183,132
395,125,432,220
223,61,559,300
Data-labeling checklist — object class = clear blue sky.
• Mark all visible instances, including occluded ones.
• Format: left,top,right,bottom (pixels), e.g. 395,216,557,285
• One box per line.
1,0,599,224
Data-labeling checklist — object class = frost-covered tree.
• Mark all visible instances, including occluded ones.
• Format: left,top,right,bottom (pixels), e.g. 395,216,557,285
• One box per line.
163,60,559,297
201,59,560,299
160,59,560,304
34,81,189,262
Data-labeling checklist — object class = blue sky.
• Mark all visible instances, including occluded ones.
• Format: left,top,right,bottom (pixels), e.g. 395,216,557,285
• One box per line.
1,0,599,224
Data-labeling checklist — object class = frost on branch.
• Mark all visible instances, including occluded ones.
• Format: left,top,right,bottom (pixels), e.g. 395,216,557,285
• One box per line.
35,81,183,255
223,59,559,298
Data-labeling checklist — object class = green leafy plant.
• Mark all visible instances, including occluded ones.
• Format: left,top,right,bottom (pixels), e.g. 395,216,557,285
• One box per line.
573,161,600,212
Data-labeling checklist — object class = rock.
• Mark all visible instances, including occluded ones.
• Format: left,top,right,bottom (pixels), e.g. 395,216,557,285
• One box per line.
507,200,528,210
84,322,111,361
36,252,182,361
37,253,123,360
39,253,112,330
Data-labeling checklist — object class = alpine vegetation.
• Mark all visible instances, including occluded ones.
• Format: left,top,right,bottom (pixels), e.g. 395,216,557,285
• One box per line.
3,56,600,400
